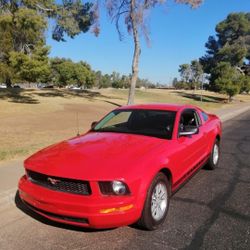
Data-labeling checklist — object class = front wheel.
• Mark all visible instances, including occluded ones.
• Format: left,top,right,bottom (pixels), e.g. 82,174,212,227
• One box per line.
137,173,170,230
206,139,220,170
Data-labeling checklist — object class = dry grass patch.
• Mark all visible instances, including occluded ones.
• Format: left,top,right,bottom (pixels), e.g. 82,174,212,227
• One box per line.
0,88,249,162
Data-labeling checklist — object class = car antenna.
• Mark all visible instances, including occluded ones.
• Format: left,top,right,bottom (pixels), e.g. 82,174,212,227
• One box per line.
76,112,80,137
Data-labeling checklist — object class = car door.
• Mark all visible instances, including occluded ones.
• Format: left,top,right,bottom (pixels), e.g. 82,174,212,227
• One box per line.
173,109,207,185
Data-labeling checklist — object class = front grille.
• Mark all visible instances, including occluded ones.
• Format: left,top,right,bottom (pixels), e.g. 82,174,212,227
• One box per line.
26,170,91,195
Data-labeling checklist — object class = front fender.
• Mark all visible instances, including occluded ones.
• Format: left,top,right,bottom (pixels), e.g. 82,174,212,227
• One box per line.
131,161,172,214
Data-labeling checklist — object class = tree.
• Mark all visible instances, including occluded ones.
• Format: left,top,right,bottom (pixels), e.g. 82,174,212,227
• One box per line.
50,58,95,87
200,12,250,98
211,62,241,101
94,70,103,87
190,59,203,91
120,75,130,88
50,58,75,86
104,0,203,104
136,77,154,88
172,77,178,87
9,46,51,83
179,64,192,83
239,75,250,94
191,60,203,83
173,80,188,90
110,71,121,88
0,5,47,85
178,60,203,90
0,0,97,86
100,74,112,88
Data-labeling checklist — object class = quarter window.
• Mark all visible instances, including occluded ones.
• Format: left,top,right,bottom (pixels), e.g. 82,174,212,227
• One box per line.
201,111,209,122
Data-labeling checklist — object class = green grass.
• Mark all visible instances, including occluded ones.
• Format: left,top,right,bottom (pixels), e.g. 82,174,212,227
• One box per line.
0,148,30,161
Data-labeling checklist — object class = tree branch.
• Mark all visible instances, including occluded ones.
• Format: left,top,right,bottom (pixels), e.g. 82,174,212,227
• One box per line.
236,66,245,75
36,4,54,12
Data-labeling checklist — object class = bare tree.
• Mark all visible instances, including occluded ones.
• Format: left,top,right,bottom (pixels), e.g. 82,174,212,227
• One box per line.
104,0,203,104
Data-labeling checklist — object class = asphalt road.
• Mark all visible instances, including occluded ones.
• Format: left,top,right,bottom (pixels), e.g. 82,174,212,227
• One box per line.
0,111,250,250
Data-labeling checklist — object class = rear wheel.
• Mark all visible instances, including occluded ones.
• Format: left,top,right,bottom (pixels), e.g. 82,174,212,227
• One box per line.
206,139,220,170
137,173,170,230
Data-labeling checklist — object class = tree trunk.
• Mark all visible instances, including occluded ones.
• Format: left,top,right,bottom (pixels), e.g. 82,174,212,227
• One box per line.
127,0,140,105
228,95,233,102
5,77,12,88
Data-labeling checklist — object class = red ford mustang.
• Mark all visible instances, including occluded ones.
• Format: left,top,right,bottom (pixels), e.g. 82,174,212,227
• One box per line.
18,104,222,230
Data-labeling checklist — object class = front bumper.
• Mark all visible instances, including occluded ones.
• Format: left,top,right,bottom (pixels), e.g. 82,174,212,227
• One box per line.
18,175,141,229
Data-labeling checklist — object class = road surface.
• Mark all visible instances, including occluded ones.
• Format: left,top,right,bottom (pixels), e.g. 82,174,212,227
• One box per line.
0,111,250,250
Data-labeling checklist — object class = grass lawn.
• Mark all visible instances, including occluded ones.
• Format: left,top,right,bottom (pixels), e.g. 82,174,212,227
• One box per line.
0,87,249,162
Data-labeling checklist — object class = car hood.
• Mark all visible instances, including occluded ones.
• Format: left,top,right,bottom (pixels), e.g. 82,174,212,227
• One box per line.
25,132,167,180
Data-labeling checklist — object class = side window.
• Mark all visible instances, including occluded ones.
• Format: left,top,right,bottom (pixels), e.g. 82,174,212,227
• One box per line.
179,110,200,132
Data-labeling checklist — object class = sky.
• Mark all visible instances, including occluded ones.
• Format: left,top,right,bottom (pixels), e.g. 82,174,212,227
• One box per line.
46,0,250,85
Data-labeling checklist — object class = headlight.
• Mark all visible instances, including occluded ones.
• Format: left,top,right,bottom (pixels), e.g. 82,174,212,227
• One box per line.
99,181,130,195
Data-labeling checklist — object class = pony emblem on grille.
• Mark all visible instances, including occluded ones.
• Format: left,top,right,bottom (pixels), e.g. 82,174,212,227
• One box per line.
47,177,61,185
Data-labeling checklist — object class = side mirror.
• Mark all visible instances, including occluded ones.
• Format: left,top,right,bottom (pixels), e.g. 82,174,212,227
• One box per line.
179,127,199,137
91,121,98,129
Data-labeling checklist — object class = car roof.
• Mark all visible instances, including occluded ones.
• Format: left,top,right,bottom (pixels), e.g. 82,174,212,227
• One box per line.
116,103,198,112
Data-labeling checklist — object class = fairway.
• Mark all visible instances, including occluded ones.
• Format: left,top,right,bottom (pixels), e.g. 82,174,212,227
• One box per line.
0,88,249,161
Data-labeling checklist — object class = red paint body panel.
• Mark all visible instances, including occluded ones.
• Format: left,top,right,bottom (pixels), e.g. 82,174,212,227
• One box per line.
18,104,222,229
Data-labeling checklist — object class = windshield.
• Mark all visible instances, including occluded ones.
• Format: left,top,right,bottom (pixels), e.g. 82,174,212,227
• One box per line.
92,109,176,140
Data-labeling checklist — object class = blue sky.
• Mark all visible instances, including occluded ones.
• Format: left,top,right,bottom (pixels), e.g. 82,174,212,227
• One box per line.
47,0,250,85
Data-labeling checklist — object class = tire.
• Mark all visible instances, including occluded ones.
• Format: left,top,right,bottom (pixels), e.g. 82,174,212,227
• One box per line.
137,173,170,230
206,139,220,170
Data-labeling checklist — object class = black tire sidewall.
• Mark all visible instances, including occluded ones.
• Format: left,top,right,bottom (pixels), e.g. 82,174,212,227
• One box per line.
139,173,170,230
207,140,220,170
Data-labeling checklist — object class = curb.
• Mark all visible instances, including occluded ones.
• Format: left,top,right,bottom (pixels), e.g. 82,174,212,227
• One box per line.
215,104,250,122
0,188,17,211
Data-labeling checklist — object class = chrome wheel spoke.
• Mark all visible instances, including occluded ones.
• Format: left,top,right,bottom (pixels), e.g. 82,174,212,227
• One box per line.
160,192,166,200
151,182,168,221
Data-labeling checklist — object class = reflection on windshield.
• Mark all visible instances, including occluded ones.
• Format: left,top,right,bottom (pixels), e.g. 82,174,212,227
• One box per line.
93,109,176,140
